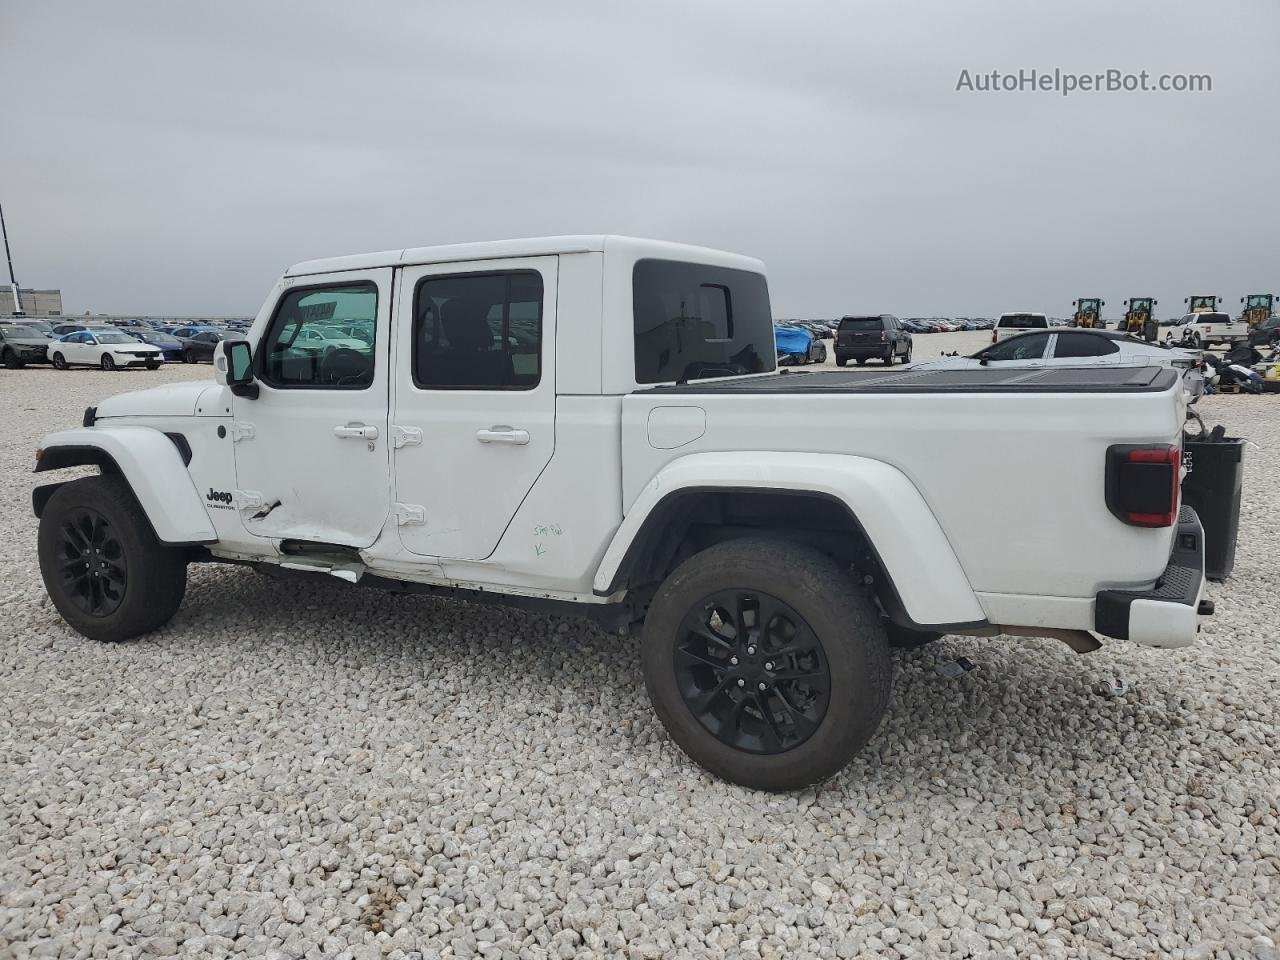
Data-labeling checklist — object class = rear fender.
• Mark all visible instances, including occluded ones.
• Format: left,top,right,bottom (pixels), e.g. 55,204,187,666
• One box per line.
34,426,217,544
595,451,986,628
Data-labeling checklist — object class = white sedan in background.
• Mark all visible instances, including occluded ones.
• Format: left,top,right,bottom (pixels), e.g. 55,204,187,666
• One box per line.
47,329,164,371
910,328,1205,399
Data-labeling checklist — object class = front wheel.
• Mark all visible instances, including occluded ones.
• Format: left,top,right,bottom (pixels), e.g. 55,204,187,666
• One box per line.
38,475,188,643
641,537,892,791
2,349,22,369
100,354,116,371
903,344,913,363
145,361,160,370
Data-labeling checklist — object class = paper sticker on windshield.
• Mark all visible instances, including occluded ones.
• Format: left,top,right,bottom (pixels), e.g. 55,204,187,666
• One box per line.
299,302,336,322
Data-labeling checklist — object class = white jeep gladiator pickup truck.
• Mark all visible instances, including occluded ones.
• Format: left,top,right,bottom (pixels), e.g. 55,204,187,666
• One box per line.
32,236,1210,790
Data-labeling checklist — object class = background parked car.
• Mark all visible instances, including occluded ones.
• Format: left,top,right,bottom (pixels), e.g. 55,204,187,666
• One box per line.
173,328,227,362
911,328,1205,399
51,322,89,337
0,323,55,367
47,328,163,370
1,318,55,338
992,312,1049,343
774,323,824,365
1248,315,1280,348
834,314,912,366
122,327,185,361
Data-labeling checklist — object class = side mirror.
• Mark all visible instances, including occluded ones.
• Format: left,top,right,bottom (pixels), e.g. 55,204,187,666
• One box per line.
215,339,258,399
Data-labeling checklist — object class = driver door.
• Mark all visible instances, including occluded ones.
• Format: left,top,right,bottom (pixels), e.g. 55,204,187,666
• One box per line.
230,269,393,548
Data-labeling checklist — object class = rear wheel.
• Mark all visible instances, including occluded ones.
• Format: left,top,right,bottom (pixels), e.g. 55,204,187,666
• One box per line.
51,352,67,370
182,349,193,363
835,356,847,367
903,343,913,363
642,537,892,791
100,354,116,371
884,351,895,366
37,475,188,643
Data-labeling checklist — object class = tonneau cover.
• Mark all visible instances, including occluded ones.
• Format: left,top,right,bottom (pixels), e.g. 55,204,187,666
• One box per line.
641,365,1177,395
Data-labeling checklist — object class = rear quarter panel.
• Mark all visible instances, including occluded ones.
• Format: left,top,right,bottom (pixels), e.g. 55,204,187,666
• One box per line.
621,385,1184,599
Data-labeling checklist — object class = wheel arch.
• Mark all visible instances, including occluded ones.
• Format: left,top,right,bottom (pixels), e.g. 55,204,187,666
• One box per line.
34,427,217,545
595,452,987,630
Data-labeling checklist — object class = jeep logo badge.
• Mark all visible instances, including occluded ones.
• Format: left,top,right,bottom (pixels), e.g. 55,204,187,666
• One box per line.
206,488,233,505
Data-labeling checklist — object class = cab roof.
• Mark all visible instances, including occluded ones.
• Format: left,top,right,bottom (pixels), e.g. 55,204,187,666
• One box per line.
284,235,765,278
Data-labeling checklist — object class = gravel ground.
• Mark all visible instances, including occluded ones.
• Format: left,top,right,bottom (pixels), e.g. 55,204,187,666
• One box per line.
1,339,1277,960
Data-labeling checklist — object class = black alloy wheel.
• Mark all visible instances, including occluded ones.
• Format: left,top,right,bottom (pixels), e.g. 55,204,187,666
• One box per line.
673,589,830,755
54,507,127,617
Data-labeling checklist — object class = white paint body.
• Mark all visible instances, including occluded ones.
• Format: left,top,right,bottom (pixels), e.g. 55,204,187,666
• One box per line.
39,236,1201,647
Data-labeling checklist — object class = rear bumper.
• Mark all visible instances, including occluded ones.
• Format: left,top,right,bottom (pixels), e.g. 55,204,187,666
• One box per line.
837,344,892,357
1094,506,1207,648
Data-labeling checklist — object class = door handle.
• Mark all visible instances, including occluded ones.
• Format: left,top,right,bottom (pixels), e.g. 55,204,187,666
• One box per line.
334,423,379,440
476,425,530,445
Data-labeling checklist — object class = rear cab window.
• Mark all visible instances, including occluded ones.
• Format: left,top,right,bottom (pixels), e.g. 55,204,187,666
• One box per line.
633,259,775,383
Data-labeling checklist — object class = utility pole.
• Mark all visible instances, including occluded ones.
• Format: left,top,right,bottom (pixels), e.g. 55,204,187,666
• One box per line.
0,202,24,315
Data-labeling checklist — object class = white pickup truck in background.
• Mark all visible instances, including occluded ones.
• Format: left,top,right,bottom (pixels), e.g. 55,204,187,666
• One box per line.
31,236,1210,790
1169,311,1249,348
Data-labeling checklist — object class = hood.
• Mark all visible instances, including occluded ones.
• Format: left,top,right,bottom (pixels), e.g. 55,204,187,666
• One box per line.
3,335,49,348
95,380,217,418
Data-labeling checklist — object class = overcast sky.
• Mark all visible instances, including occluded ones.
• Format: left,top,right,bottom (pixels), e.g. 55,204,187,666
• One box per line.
2,1,1278,318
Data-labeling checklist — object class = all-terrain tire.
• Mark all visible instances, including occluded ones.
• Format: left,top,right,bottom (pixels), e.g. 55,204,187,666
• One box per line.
641,537,892,791
38,475,188,642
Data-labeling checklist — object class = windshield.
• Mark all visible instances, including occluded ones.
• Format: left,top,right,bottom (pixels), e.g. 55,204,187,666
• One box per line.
2,325,42,338
998,314,1048,328
95,332,141,344
1245,295,1272,309
1199,313,1230,323
633,259,774,383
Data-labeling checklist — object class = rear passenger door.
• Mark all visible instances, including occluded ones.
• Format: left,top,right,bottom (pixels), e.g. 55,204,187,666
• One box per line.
391,257,558,560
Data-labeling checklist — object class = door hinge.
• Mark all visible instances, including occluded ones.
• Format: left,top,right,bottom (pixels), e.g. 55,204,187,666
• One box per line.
231,421,255,442
394,503,425,525
391,425,423,449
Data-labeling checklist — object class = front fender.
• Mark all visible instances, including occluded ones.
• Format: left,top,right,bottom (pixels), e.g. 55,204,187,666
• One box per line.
595,451,985,628
35,426,217,544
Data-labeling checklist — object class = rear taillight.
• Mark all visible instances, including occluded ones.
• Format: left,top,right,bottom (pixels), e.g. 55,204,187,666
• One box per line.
1105,444,1181,527
880,332,887,342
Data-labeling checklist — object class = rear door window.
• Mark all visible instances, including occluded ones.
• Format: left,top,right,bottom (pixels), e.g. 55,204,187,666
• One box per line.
413,270,543,390
1054,334,1120,358
633,259,774,383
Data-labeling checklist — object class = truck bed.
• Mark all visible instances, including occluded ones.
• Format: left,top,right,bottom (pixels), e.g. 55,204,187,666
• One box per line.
642,365,1176,395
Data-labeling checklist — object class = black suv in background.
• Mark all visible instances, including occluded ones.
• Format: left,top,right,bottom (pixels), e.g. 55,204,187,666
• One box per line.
1249,315,1280,348
835,314,913,366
